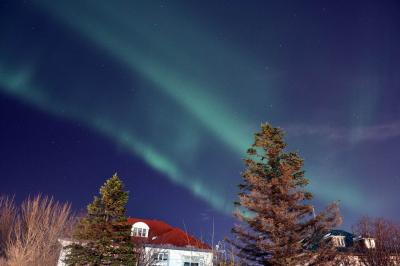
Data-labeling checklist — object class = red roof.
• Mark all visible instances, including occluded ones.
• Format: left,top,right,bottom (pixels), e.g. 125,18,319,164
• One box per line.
127,218,211,250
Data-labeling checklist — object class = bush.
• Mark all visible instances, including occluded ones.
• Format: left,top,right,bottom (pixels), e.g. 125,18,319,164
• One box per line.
0,195,74,266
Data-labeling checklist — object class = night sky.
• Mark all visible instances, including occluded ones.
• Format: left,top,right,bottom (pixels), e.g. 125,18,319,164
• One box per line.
1,0,400,244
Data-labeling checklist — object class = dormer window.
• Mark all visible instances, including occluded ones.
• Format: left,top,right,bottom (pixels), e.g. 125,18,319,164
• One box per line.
133,227,147,237
364,238,376,249
331,236,346,247
131,221,149,237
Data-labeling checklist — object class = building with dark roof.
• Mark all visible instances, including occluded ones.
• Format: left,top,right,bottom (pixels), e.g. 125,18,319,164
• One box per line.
307,229,379,265
321,229,376,252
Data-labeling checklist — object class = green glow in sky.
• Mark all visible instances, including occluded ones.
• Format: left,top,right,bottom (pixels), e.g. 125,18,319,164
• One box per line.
0,1,377,217
37,0,261,154
0,64,230,212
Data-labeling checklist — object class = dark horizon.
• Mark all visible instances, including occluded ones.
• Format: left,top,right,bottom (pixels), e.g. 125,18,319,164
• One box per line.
1,0,400,244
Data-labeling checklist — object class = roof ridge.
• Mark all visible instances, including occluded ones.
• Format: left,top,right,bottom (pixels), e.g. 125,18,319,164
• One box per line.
127,217,211,249
128,217,172,224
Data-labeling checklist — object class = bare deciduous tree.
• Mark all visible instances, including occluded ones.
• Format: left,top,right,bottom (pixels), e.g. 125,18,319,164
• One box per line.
0,195,74,266
134,244,169,266
0,196,17,259
213,239,240,266
352,217,400,266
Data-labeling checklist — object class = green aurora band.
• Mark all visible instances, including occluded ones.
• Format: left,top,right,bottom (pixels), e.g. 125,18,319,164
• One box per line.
0,1,373,215
0,64,227,211
36,0,260,153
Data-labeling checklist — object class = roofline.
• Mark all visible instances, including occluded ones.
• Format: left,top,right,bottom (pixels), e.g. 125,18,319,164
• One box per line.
127,217,169,224
128,217,211,249
143,243,213,253
58,238,212,252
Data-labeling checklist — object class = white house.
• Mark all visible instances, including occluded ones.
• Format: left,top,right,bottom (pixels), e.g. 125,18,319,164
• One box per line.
57,218,213,266
129,218,213,266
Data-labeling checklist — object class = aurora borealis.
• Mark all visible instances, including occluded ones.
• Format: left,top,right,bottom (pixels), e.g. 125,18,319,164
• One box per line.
1,1,400,240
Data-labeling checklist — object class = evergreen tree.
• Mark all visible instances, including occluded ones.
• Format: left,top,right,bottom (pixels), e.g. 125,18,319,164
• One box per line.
64,173,135,265
231,123,342,265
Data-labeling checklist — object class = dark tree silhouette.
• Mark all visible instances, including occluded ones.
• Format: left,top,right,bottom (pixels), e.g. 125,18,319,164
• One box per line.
65,174,135,265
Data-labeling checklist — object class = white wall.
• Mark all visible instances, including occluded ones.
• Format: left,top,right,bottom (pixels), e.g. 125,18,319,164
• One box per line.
145,246,213,266
57,239,213,266
57,239,73,266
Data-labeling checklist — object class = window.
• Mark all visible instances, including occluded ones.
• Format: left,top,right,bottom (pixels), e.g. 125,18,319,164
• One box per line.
365,238,376,249
182,255,204,266
131,222,149,237
332,236,346,247
152,252,168,261
369,239,376,249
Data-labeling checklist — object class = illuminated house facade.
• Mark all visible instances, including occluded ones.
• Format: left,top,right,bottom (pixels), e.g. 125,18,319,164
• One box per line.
57,218,213,266
129,218,213,266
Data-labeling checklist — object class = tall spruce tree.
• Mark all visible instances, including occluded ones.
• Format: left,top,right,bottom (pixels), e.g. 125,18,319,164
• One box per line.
231,123,342,266
64,173,135,265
